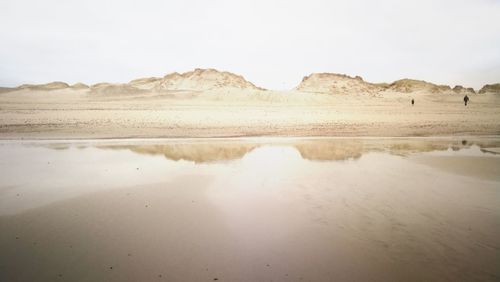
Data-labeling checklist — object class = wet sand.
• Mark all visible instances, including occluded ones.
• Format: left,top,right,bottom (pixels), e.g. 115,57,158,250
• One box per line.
0,138,499,281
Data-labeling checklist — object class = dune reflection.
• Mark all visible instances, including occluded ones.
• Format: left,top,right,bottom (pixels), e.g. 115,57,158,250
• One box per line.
100,143,259,163
90,138,500,163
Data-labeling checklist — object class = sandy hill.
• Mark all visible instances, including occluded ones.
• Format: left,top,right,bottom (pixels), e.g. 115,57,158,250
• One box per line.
90,83,145,95
129,77,161,90
13,81,88,91
296,73,385,95
452,85,476,95
387,79,454,94
71,83,89,89
295,74,482,96
4,69,498,97
131,68,265,92
479,83,500,94
18,81,70,91
8,69,264,95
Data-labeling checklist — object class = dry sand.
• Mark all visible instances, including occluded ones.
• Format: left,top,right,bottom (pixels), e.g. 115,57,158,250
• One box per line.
0,86,499,139
0,138,499,281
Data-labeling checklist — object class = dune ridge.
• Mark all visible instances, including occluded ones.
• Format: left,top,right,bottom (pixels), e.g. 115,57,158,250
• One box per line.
479,83,500,94
296,73,386,95
6,68,499,95
134,68,266,92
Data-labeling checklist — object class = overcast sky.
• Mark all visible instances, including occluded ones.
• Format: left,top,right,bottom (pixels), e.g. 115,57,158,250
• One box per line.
1,0,499,90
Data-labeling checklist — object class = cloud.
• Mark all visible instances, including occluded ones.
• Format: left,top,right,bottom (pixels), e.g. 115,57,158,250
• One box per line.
1,0,499,90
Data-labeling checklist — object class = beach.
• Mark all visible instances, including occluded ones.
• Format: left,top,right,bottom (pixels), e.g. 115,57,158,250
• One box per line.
0,87,499,139
1,138,499,281
1,71,500,282
2,0,500,280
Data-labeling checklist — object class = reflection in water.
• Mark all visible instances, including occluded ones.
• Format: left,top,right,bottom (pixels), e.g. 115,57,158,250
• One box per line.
1,138,500,282
3,138,497,215
100,143,259,163
83,137,500,163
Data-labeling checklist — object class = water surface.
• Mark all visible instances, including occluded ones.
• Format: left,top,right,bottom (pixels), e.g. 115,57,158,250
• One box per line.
0,138,499,281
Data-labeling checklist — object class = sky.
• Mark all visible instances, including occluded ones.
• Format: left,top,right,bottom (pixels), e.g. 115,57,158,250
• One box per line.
0,0,499,90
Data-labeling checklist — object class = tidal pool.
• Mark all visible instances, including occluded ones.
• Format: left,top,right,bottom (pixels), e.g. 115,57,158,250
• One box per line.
0,138,499,281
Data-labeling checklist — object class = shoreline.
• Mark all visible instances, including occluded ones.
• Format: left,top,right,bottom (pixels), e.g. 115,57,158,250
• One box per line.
1,134,500,142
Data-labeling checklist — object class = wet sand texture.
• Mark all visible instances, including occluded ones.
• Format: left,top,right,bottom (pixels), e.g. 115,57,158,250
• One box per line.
1,138,499,281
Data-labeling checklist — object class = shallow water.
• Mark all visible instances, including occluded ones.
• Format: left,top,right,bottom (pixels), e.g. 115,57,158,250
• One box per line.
0,138,499,281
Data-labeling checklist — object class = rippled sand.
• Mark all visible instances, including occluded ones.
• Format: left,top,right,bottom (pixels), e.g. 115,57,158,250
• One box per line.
0,138,499,281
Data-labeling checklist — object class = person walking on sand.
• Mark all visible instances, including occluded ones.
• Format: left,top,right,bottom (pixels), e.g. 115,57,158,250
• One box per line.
411,99,414,106
464,95,469,106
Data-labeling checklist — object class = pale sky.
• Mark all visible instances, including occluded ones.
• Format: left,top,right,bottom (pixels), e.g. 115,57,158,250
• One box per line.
1,0,499,90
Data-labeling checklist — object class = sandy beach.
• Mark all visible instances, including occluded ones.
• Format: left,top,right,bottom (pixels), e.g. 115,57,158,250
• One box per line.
0,72,499,139
1,71,499,282
2,0,500,280
0,94,498,139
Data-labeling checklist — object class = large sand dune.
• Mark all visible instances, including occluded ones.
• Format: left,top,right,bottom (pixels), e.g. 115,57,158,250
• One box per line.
0,68,499,139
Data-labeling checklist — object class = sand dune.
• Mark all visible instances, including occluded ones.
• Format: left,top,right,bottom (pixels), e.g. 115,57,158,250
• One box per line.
70,83,89,89
296,73,385,95
90,83,146,96
18,81,70,91
452,85,476,95
7,68,496,95
295,74,482,96
479,83,500,94
386,79,453,94
128,68,265,92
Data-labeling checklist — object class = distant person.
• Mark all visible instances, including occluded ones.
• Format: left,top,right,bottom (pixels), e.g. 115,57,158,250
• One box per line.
411,99,414,106
464,95,469,106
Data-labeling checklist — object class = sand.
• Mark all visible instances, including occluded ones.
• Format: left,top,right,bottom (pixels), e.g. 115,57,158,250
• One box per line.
1,138,499,281
0,87,499,139
1,71,500,281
